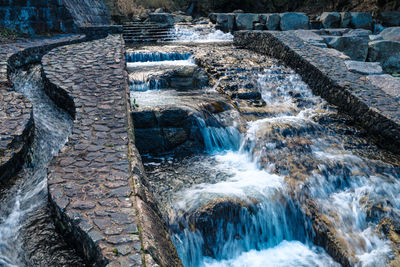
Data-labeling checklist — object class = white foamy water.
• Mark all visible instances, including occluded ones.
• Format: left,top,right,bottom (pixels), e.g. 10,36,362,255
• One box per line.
127,58,196,70
170,24,233,43
202,241,340,267
174,151,284,211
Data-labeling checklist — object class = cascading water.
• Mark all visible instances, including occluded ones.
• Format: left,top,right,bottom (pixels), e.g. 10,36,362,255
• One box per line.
0,65,85,266
169,24,233,43
143,61,400,266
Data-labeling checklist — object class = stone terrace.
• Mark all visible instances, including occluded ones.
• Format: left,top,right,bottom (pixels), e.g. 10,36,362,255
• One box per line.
235,31,400,153
43,35,181,266
0,35,84,183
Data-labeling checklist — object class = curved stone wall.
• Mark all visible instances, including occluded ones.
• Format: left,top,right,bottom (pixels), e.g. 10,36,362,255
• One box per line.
0,34,85,185
42,35,182,266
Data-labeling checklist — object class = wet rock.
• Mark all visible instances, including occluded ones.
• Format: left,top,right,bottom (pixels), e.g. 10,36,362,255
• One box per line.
260,14,280,30
378,27,400,42
149,13,174,26
231,88,262,100
367,40,400,73
280,13,309,31
235,13,260,30
349,12,373,30
327,36,369,61
320,12,341,29
379,11,400,27
344,61,383,75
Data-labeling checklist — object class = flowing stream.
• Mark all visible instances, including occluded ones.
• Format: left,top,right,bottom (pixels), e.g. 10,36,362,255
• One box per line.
137,50,400,267
0,65,85,266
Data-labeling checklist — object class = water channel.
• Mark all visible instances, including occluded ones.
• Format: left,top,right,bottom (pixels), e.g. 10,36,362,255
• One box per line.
129,26,400,267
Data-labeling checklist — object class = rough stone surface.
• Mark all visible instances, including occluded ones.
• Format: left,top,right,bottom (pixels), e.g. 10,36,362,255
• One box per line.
340,12,352,28
344,60,383,75
43,35,181,266
215,13,235,32
280,13,309,31
234,30,400,154
367,75,400,99
149,13,175,26
378,27,400,42
320,12,341,28
379,11,400,27
368,40,400,73
0,0,111,34
349,12,373,29
0,34,84,185
293,29,326,47
235,13,259,30
260,14,280,30
327,36,369,61
343,29,372,37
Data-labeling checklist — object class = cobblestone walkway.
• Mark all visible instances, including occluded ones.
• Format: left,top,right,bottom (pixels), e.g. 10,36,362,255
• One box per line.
43,35,146,266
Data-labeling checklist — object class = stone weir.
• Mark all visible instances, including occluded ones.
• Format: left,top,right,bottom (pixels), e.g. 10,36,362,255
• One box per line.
234,30,400,154
42,35,181,266
0,34,85,185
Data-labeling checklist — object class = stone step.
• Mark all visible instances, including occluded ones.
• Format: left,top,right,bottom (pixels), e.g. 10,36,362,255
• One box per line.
123,30,171,35
124,37,175,43
123,33,172,38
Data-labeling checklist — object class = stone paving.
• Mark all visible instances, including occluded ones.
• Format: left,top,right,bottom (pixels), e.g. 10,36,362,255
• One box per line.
235,30,400,153
0,35,84,184
43,35,180,266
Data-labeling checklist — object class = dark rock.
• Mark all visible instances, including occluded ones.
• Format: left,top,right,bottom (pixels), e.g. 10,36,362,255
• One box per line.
327,36,369,61
320,12,341,28
235,13,259,30
280,13,309,31
349,12,373,29
260,14,280,30
368,40,400,73
149,13,174,26
379,11,400,27
340,12,351,28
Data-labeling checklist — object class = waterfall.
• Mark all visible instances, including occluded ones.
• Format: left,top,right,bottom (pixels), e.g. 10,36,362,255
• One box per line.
126,52,192,63
168,24,234,43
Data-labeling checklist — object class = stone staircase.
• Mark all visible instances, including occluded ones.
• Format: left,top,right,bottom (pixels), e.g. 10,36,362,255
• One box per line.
123,22,175,43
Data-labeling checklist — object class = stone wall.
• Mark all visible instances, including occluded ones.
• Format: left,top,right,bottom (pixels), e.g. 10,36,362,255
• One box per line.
0,0,111,35
234,30,400,154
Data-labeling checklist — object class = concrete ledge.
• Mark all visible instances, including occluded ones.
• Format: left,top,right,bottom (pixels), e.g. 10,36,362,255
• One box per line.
234,30,400,154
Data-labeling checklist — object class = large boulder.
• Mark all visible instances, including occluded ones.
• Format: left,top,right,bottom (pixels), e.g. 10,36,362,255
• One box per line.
378,27,400,42
327,36,369,61
280,13,309,31
149,13,174,26
320,12,341,28
215,13,235,33
379,11,400,27
235,13,259,30
368,40,400,73
349,12,373,29
260,14,280,30
340,12,351,28
344,60,383,75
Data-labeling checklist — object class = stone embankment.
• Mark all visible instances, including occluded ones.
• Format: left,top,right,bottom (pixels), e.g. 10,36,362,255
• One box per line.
210,11,400,32
0,34,85,184
42,35,181,266
234,30,400,153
